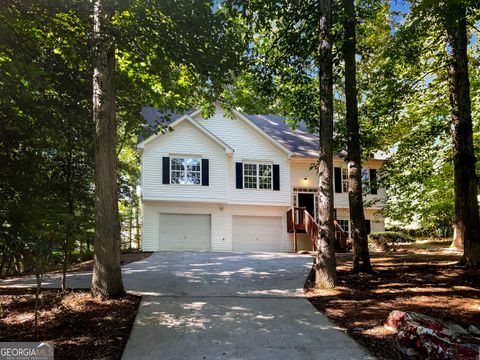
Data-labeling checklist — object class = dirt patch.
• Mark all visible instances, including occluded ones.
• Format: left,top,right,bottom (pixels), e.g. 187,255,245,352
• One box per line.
305,249,480,359
0,288,141,359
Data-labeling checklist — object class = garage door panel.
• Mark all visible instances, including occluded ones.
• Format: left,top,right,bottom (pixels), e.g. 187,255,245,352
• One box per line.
233,216,282,252
159,214,211,251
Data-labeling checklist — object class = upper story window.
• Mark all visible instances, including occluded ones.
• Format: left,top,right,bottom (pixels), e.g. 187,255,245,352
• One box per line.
342,168,349,193
243,163,272,190
335,166,378,195
361,168,370,193
170,157,201,185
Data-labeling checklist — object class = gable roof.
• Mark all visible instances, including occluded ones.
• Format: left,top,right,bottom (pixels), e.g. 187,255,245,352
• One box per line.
137,110,233,154
138,106,386,160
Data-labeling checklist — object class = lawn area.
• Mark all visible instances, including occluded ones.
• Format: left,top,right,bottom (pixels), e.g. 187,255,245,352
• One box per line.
305,245,480,359
0,288,140,360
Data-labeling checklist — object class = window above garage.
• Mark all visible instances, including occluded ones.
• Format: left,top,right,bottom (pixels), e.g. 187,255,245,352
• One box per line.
170,157,201,185
235,161,280,191
243,163,272,190
162,156,209,186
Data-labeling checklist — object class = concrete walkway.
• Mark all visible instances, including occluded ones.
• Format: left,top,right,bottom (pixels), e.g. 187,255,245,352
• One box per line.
1,252,373,359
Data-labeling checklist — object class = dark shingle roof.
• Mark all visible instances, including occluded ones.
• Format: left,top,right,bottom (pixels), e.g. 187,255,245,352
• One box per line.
140,107,386,159
242,114,319,157
140,106,319,157
138,107,194,142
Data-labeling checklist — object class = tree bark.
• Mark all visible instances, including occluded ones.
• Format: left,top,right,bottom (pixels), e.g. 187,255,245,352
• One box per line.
445,6,480,268
316,0,337,289
135,202,141,249
91,0,124,297
343,0,371,273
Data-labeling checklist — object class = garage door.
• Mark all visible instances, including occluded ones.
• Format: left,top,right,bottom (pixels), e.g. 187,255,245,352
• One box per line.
233,216,283,252
158,214,211,251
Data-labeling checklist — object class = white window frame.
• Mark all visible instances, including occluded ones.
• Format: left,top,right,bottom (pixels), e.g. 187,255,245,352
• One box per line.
361,168,371,194
341,167,349,193
170,157,202,185
337,219,350,238
243,162,273,190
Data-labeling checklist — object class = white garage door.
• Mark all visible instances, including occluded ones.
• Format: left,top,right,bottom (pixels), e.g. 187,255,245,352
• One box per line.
233,216,283,252
158,214,211,251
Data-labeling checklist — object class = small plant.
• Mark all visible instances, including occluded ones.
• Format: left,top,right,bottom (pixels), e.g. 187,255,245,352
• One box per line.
368,231,415,252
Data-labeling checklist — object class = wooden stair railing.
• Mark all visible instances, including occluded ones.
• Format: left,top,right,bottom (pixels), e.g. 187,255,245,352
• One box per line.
333,220,348,252
303,210,318,251
288,207,349,252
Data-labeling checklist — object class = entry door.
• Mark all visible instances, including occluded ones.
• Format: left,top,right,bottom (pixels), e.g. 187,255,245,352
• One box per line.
298,193,315,217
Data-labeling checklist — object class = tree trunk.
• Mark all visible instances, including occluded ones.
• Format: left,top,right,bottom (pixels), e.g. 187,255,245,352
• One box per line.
316,0,337,289
128,206,133,250
91,0,124,298
445,6,480,268
452,223,463,250
135,202,141,250
343,0,371,273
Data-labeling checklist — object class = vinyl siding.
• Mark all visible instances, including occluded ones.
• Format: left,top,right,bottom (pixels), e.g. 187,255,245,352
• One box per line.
290,158,386,209
142,120,227,202
192,107,291,205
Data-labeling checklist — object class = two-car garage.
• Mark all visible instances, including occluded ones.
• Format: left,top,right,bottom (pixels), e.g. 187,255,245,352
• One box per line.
154,209,286,252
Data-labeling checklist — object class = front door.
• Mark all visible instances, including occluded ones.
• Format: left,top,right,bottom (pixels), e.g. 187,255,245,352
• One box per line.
298,193,315,218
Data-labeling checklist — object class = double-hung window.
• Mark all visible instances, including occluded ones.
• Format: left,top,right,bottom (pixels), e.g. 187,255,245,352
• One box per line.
243,163,272,190
361,168,370,193
337,219,350,238
342,168,349,193
170,157,201,185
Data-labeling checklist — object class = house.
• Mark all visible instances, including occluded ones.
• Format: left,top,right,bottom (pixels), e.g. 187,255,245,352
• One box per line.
137,105,385,253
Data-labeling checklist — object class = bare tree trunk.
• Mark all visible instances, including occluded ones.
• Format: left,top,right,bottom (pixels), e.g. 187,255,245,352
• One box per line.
445,6,480,268
452,224,463,250
91,0,124,298
34,271,42,338
62,144,74,292
128,207,133,250
135,202,141,250
344,0,371,273
316,0,337,289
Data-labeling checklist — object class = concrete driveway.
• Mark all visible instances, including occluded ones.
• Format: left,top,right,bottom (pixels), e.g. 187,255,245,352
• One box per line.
1,252,372,359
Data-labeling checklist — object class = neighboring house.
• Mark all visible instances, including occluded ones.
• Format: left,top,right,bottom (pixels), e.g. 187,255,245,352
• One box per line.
137,104,385,253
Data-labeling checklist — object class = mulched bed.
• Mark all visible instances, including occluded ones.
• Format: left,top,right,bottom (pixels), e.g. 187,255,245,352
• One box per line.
304,248,480,360
0,288,141,360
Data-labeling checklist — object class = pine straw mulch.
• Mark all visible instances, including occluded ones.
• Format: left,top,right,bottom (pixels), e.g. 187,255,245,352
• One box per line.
0,288,141,359
304,247,480,360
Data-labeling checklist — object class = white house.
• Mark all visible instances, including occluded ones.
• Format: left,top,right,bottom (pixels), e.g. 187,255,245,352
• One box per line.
137,105,385,253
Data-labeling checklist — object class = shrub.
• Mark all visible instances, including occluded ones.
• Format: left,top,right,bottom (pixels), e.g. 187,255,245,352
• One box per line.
368,231,415,252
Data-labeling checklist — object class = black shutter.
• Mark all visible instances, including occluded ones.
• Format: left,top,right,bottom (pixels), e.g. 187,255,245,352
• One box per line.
162,157,170,184
334,167,342,193
201,159,209,186
235,162,243,189
365,220,371,235
273,164,280,190
370,169,377,195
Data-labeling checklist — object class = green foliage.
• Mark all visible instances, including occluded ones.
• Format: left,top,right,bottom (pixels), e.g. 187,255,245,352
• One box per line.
368,231,415,252
0,0,246,276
